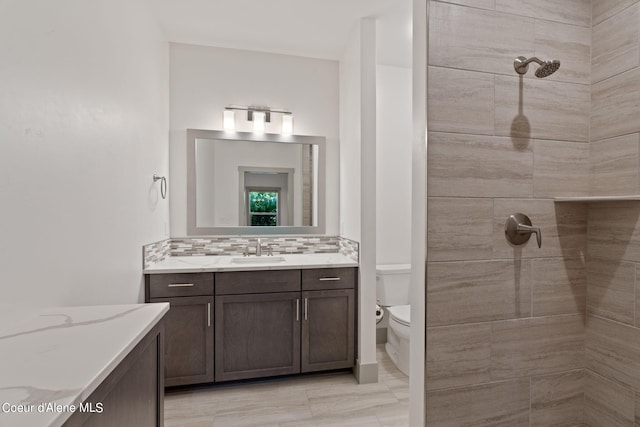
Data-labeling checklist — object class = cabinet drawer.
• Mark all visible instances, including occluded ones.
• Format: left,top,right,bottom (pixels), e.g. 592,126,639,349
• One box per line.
148,273,214,298
302,268,357,290
216,270,300,295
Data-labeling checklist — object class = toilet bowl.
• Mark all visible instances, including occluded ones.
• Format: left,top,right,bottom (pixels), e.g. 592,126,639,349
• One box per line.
376,264,411,377
385,304,410,376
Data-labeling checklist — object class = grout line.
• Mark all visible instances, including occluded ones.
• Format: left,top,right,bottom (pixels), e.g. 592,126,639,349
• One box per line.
427,64,590,87
433,0,591,29
427,312,584,330
428,368,586,394
428,129,589,144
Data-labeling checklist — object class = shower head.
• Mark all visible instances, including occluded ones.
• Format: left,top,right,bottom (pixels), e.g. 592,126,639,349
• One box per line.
535,60,561,78
514,56,561,78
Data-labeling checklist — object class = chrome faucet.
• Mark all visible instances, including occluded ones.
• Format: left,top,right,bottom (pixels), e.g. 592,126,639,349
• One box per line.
256,238,262,257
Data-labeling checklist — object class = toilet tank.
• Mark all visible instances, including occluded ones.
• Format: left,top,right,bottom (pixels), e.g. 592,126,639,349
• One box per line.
376,264,411,306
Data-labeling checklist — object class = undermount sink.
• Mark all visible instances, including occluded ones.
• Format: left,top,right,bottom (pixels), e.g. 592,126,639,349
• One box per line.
231,256,286,264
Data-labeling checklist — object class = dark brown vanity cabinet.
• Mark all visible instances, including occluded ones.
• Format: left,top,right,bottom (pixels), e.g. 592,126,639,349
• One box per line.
215,268,356,381
301,268,356,372
146,273,214,387
146,266,357,386
214,270,301,381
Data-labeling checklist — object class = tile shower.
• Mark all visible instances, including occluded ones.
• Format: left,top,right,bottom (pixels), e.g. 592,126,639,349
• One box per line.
426,1,640,426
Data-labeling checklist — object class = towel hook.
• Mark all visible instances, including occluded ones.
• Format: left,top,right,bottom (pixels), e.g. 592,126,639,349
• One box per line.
153,174,167,199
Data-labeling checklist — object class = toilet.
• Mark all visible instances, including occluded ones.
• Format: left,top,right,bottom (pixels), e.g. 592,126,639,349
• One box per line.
376,264,411,376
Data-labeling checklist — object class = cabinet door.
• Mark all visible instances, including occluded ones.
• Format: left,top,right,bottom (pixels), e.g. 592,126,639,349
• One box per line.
215,292,301,381
302,289,355,372
150,296,214,387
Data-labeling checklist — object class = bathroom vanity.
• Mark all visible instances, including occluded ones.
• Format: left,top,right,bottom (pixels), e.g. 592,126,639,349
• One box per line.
144,255,358,387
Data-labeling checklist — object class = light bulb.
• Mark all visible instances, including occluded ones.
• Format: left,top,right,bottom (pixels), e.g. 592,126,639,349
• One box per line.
253,111,266,133
281,115,293,135
223,110,235,131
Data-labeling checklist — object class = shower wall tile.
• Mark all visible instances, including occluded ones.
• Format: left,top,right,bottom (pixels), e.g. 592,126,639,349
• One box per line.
593,0,640,26
587,258,635,325
428,321,586,394
586,315,640,391
592,2,640,84
429,2,535,76
588,202,640,263
427,197,494,262
490,315,585,380
530,370,585,427
534,20,591,85
426,259,532,327
428,132,533,198
495,75,590,142
533,140,589,197
635,393,640,426
590,133,640,196
592,67,640,141
532,258,586,316
426,323,492,391
493,199,587,259
496,0,591,27
435,0,495,11
584,369,635,427
426,0,593,421
427,67,495,135
426,378,530,427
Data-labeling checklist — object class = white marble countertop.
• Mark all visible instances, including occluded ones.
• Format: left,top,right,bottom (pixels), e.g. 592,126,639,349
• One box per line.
144,253,359,274
0,303,169,427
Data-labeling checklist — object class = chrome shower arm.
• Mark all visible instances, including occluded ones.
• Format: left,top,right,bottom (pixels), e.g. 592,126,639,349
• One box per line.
514,56,543,75
521,57,544,67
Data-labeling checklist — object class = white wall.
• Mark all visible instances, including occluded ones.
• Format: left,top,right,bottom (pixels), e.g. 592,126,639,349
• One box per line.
0,0,170,315
376,65,412,264
340,19,379,383
339,29,362,242
169,43,340,236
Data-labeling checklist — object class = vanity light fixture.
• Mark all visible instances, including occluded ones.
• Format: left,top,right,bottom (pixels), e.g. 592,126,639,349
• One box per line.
224,105,293,134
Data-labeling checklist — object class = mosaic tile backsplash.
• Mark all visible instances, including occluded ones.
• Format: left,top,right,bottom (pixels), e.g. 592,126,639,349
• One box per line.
142,239,171,269
338,237,359,261
143,236,359,269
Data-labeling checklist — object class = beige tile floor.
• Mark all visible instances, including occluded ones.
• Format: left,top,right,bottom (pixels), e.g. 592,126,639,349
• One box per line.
165,344,409,427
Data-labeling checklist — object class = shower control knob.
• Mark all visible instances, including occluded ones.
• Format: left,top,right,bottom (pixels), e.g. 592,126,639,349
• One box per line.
505,213,542,248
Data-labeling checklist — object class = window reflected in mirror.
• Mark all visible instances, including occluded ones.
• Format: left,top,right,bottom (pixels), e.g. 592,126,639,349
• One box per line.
247,190,279,226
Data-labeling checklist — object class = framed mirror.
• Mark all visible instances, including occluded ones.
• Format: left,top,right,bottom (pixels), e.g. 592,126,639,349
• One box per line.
187,129,326,235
